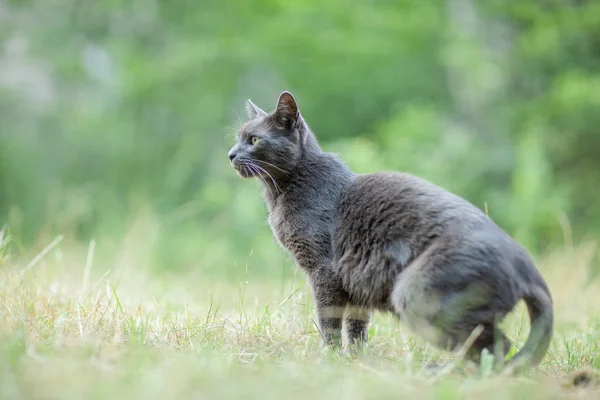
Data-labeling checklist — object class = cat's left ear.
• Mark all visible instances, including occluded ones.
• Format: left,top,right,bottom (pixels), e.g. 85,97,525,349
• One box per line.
245,99,267,120
274,91,302,128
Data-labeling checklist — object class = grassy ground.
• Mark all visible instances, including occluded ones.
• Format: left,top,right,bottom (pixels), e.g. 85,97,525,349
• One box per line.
1,230,600,399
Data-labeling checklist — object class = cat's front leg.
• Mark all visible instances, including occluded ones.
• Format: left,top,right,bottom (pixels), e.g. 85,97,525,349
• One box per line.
309,266,349,349
344,304,371,349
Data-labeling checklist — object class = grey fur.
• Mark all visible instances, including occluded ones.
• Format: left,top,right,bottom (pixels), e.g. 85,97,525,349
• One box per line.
228,91,554,369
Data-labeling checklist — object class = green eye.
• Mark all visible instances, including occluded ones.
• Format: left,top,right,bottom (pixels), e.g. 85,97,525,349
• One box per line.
251,136,260,145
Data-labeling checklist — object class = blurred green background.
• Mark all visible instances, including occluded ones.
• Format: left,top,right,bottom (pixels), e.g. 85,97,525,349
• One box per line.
1,0,599,279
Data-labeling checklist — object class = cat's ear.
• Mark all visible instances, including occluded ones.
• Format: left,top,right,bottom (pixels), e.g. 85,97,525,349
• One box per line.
245,99,267,120
274,91,301,127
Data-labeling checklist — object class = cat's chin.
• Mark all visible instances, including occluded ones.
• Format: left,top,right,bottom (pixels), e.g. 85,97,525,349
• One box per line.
235,167,253,179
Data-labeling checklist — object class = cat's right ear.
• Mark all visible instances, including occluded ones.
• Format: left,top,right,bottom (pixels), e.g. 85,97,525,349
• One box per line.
245,99,267,120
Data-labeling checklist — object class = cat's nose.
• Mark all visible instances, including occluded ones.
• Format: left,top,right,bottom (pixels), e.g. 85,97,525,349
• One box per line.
228,150,237,162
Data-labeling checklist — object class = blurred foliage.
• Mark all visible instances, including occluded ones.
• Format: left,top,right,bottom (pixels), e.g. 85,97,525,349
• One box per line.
1,0,599,278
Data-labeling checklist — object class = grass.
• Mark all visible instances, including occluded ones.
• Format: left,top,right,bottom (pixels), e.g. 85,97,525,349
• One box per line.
1,228,600,399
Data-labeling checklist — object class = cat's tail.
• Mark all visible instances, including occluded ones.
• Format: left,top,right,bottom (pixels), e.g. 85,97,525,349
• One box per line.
505,282,554,370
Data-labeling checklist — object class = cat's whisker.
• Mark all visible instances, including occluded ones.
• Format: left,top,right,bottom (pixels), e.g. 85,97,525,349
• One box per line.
254,165,282,194
221,128,238,141
242,164,251,179
242,161,264,189
239,157,282,194
251,163,281,194
247,163,275,197
245,164,258,182
252,159,289,174
230,107,243,127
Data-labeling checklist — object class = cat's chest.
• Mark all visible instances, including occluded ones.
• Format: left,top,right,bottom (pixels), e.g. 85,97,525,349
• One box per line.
267,201,333,267
268,205,307,248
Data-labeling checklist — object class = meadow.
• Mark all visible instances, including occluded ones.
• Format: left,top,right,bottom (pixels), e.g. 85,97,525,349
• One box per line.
1,226,599,399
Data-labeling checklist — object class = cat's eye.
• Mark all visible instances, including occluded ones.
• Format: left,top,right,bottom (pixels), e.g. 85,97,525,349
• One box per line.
250,136,260,145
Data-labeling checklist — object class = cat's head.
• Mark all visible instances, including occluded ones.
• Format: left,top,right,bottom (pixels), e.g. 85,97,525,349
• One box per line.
228,91,317,180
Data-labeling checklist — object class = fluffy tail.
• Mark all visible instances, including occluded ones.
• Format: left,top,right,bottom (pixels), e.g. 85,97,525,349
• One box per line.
506,284,554,369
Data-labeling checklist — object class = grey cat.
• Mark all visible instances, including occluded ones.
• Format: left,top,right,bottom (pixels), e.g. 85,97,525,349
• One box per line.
227,91,553,369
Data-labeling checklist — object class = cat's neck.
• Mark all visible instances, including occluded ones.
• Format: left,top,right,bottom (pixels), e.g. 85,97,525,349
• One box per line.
259,146,355,207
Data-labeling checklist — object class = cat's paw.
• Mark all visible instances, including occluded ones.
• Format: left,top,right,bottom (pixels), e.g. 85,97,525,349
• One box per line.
319,335,343,357
424,361,444,377
320,332,342,347
343,341,369,358
319,343,342,359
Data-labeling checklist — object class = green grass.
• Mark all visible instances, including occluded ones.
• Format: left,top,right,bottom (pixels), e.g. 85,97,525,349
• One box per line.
1,230,599,399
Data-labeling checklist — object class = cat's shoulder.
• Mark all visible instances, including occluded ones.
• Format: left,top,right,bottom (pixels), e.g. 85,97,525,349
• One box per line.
351,171,440,193
343,171,471,211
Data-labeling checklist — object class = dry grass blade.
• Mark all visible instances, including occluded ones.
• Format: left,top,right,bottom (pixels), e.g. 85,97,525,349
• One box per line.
18,234,64,277
426,324,485,383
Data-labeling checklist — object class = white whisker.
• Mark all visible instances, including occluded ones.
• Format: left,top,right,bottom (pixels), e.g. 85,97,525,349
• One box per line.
251,163,281,194
238,157,282,196
252,159,288,174
247,163,275,197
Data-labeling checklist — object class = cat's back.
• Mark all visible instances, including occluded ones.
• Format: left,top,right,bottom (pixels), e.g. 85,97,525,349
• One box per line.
340,171,486,227
335,171,491,263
